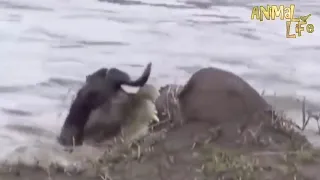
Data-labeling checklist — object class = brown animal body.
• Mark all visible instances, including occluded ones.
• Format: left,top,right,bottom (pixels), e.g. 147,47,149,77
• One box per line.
154,67,272,144
178,67,270,125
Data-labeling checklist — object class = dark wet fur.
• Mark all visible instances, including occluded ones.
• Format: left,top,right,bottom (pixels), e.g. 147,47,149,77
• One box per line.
83,85,158,144
58,63,152,146
83,89,135,143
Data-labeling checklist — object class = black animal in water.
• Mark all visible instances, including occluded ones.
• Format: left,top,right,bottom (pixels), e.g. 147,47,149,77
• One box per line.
58,63,152,146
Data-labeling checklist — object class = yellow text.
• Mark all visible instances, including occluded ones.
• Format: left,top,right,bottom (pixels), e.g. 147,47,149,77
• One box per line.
251,4,297,21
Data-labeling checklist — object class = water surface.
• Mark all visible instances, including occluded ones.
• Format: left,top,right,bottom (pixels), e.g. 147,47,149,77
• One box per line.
0,0,319,167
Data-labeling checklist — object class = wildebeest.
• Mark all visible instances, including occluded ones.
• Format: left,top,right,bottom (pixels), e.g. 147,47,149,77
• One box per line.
58,63,152,146
82,83,160,145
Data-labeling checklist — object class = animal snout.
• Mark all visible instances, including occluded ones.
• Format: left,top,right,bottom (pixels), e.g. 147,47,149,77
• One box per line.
57,135,69,146
57,126,83,146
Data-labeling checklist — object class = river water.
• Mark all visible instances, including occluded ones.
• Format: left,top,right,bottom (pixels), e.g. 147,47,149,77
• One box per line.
0,0,319,169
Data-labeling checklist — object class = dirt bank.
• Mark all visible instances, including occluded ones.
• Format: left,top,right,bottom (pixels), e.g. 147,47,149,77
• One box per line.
1,108,320,180
2,144,320,180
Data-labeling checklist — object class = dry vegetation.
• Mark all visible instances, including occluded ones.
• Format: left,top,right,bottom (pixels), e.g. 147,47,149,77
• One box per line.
1,91,320,180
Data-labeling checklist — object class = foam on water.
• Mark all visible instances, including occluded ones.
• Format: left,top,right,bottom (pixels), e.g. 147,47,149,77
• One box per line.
0,0,320,167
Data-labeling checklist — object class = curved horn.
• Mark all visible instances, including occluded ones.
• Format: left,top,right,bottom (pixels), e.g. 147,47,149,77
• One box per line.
107,62,152,87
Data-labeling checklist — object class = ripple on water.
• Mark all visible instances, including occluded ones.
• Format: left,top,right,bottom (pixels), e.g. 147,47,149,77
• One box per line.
38,77,83,88
22,28,129,49
56,40,130,49
0,108,33,117
3,124,57,139
99,0,196,9
0,0,54,11
0,85,34,93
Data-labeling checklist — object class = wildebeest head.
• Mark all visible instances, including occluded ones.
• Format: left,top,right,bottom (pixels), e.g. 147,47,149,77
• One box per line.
58,63,152,146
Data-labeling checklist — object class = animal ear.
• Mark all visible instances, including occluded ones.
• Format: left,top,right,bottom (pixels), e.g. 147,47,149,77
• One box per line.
106,62,152,87
86,68,108,82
